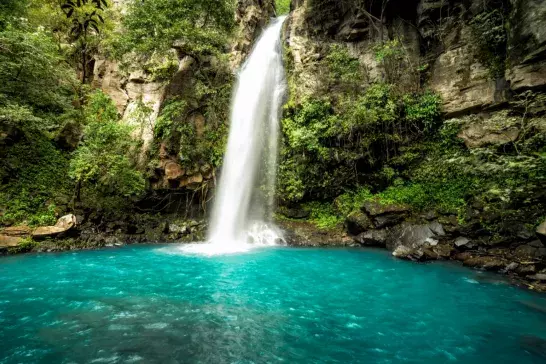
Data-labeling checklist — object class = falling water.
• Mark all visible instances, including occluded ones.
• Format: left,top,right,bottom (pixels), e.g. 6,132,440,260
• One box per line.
183,16,287,255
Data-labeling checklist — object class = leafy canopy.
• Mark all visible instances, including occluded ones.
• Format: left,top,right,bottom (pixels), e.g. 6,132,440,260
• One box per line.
115,0,235,58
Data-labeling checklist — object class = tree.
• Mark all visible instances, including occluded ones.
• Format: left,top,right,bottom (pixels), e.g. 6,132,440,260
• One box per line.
69,91,145,209
60,0,109,82
115,0,235,59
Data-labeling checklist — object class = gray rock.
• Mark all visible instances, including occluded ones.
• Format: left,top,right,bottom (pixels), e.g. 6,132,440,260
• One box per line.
392,245,413,258
355,229,387,247
386,222,445,251
454,237,470,247
373,214,404,229
345,211,373,235
527,274,546,281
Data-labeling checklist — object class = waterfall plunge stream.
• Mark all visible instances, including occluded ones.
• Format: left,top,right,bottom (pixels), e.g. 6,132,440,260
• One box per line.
183,16,287,255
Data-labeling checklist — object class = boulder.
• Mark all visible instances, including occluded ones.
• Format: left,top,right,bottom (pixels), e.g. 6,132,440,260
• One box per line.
432,244,454,259
454,237,471,247
527,274,546,282
345,211,373,235
55,214,77,230
32,214,76,239
354,229,387,247
514,241,546,260
386,222,445,251
373,214,404,229
164,161,185,181
362,200,410,216
392,245,413,259
462,256,507,271
0,235,23,247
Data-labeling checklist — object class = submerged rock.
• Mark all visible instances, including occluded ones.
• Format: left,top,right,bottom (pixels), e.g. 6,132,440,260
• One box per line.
521,336,546,359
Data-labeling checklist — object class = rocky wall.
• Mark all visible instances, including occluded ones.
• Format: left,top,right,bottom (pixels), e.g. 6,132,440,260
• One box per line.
285,0,546,116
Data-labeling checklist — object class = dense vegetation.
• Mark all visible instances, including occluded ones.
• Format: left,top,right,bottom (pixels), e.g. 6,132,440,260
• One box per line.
279,35,546,235
0,0,236,227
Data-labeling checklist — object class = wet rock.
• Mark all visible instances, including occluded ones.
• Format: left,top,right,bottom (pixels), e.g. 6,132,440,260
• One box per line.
354,229,387,247
453,252,473,262
432,244,454,259
504,262,519,272
386,222,445,251
392,245,413,259
514,241,546,260
345,211,373,235
463,256,507,271
527,274,546,282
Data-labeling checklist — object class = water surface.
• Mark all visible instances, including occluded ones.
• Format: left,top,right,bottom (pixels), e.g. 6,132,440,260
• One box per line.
1,246,545,363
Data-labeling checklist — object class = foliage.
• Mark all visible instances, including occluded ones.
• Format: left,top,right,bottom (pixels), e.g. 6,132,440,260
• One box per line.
276,0,291,15
0,132,71,226
152,58,233,174
114,0,235,59
69,91,145,210
60,0,109,82
278,84,443,203
325,44,362,83
8,237,39,254
0,26,78,124
303,201,344,230
470,9,507,79
403,92,442,132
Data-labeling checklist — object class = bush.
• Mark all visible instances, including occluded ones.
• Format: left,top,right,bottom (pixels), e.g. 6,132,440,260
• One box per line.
278,85,443,203
69,91,145,211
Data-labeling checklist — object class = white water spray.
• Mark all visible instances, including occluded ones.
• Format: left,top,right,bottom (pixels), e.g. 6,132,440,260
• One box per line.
182,16,287,255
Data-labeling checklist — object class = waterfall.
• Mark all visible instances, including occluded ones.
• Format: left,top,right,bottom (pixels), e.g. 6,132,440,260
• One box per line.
183,16,287,255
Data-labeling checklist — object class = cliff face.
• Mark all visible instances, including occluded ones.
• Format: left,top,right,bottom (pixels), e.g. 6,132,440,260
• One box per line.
286,0,546,116
93,0,275,207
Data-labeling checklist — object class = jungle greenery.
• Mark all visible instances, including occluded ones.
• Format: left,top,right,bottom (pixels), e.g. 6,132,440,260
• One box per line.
0,0,235,226
279,42,546,233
